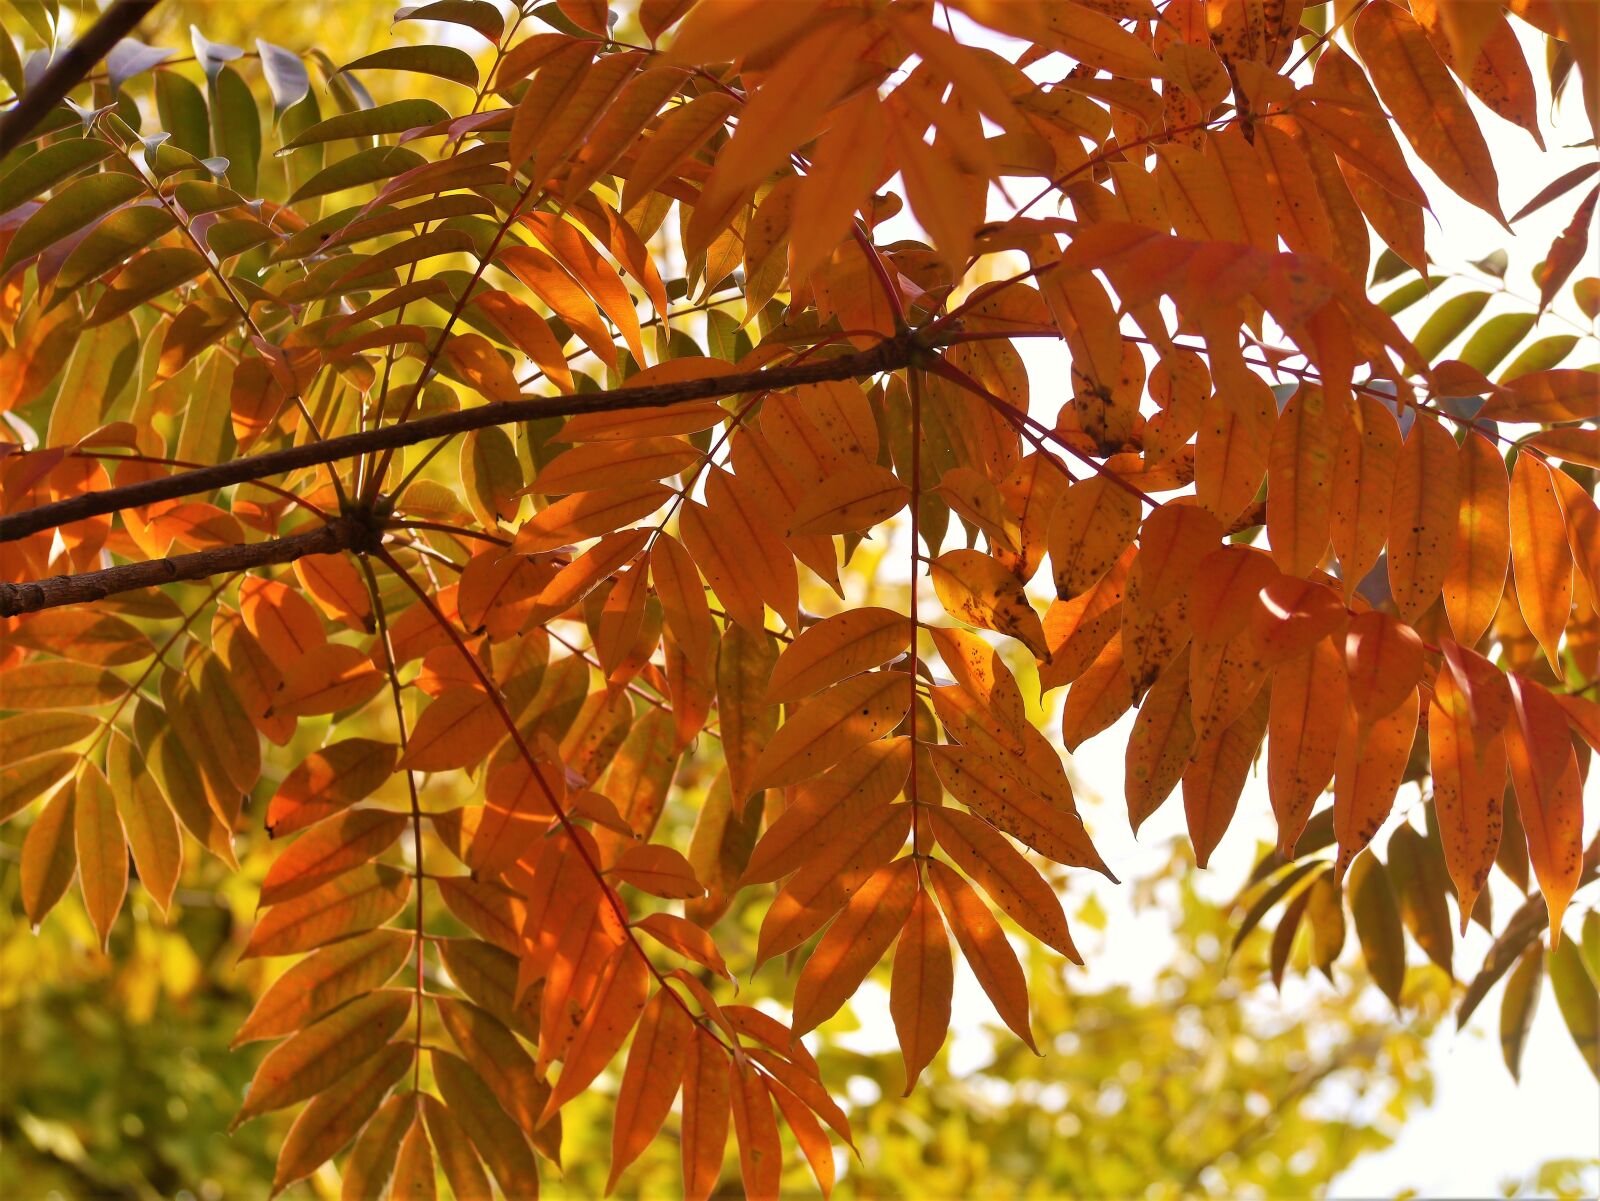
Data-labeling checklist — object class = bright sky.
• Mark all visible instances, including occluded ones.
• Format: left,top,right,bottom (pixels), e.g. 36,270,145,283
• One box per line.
857,12,1600,1198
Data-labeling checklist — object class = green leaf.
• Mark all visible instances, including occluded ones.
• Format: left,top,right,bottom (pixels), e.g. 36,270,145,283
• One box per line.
155,69,211,158
212,64,262,197
0,138,114,212
1458,312,1535,376
1370,247,1412,285
395,0,506,42
1378,276,1444,317
1458,891,1550,1028
1386,824,1453,975
207,217,280,260
1499,334,1577,381
1582,911,1600,989
287,146,425,204
55,199,177,292
277,90,325,196
1498,945,1542,1081
341,45,480,89
1411,290,1491,361
1,171,144,273
1549,935,1600,1081
278,99,450,152
1347,852,1406,1007
85,247,208,328
1470,248,1508,279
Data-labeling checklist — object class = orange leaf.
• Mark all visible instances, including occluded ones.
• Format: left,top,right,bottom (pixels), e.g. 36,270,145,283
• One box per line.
1059,632,1135,750
1442,431,1510,647
512,483,670,554
105,731,181,914
766,1074,837,1198
469,755,562,880
1430,669,1507,933
391,1114,437,1201
1266,385,1340,576
633,912,732,980
543,945,650,1120
928,807,1081,961
272,643,385,718
613,843,706,899
266,738,397,837
679,470,798,634
531,437,701,495
1388,414,1461,624
728,1065,783,1201
1194,367,1275,525
1343,611,1426,726
431,1049,542,1199
1479,368,1599,424
752,800,910,965
608,988,692,1193
746,672,911,794
73,762,126,951
259,808,409,906
680,1030,731,1201
20,782,76,925
233,990,412,1127
1267,636,1348,857
1333,686,1421,879
890,887,953,1095
1506,674,1585,945
1048,475,1141,599
1329,395,1402,599
766,607,910,704
1508,453,1573,673
1249,577,1348,666
1183,682,1270,868
793,857,918,1035
1353,0,1505,221
443,331,521,402
1125,654,1195,834
233,927,412,1046
742,738,911,885
931,744,1107,874
400,688,505,773
241,864,411,959
926,859,1036,1051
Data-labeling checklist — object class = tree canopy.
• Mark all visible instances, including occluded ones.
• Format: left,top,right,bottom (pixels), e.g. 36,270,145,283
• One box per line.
1,0,1598,1197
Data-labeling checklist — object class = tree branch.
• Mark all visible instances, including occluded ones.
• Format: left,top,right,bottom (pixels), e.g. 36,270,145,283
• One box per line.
0,0,161,160
0,520,355,617
0,332,919,544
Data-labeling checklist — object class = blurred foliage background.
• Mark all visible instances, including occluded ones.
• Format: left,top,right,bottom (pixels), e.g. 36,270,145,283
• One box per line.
1,836,1448,1200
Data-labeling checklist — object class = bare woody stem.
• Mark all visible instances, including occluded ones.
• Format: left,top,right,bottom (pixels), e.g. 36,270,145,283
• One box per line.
1,331,921,544
0,0,161,159
0,520,356,618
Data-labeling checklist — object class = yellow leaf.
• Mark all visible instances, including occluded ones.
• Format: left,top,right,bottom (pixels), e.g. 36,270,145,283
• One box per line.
931,549,1050,659
788,464,910,536
1048,475,1141,599
766,608,910,704
747,672,911,793
1353,0,1505,221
